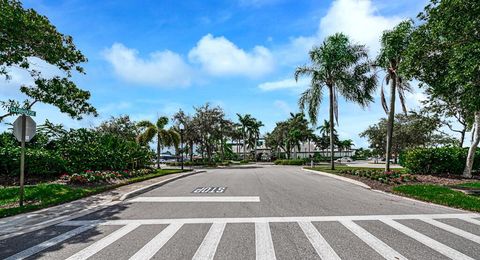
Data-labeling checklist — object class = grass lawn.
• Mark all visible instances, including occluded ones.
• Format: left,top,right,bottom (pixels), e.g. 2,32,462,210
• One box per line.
454,182,480,189
0,169,186,218
393,184,480,212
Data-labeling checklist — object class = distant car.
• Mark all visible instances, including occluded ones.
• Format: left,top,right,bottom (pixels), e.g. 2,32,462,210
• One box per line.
335,157,353,163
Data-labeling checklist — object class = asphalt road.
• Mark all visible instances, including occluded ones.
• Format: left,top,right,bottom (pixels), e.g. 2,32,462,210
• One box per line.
1,165,480,260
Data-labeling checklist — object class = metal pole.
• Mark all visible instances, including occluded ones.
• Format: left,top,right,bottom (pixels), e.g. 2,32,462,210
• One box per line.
180,130,184,171
19,114,26,207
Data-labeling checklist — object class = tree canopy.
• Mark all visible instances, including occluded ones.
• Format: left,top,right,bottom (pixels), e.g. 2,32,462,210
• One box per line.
0,0,96,121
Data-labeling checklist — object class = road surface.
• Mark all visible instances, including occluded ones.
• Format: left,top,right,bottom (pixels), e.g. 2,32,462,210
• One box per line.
1,165,479,259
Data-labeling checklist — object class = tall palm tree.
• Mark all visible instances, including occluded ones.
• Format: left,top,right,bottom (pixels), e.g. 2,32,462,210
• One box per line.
248,119,264,161
137,116,180,168
376,20,414,171
295,33,376,170
237,113,253,160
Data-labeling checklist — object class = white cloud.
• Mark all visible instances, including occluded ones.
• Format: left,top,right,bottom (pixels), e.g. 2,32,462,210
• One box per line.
319,0,402,54
188,34,274,78
258,78,309,92
103,43,193,87
276,0,403,65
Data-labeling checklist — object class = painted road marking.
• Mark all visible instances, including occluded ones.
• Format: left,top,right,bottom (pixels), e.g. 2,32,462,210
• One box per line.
5,214,480,260
192,222,226,260
66,224,140,260
59,213,480,226
298,221,341,260
381,219,475,260
462,217,480,226
192,187,227,193
129,196,260,202
129,223,183,260
420,218,480,244
4,225,95,260
255,222,276,260
340,220,407,260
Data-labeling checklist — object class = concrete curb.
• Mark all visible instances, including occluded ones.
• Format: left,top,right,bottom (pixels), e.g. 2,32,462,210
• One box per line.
119,170,206,201
302,168,372,189
0,170,206,241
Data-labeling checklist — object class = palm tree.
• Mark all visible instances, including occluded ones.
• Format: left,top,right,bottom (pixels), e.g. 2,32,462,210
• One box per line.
295,33,376,170
376,20,414,171
248,119,264,161
340,139,354,156
237,113,253,160
137,116,180,169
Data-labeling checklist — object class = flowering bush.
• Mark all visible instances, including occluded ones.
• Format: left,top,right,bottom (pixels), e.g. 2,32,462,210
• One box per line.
339,169,416,184
67,169,155,185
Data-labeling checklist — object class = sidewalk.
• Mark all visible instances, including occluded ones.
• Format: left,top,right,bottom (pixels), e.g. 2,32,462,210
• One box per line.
0,170,204,240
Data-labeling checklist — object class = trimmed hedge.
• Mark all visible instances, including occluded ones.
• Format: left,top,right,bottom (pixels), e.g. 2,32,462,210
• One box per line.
0,147,66,177
401,147,480,175
274,159,305,165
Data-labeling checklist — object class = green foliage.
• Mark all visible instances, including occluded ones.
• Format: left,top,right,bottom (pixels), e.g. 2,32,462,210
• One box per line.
394,184,480,212
338,168,416,184
57,129,153,173
0,0,96,122
274,159,305,165
401,147,480,175
66,169,154,184
0,146,66,177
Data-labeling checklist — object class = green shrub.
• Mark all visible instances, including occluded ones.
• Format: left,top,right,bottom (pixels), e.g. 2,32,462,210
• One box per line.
401,147,480,175
274,159,305,165
0,147,66,177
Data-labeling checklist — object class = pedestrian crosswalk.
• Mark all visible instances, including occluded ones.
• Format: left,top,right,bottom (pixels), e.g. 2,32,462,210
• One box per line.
4,213,480,260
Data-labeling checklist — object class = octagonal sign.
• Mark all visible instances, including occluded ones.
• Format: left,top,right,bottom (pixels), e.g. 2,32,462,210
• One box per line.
13,116,36,142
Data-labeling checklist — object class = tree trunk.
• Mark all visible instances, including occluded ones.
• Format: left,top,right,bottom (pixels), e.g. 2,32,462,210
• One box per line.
385,71,397,172
329,85,335,170
189,140,194,162
459,129,466,148
463,111,480,178
243,133,246,160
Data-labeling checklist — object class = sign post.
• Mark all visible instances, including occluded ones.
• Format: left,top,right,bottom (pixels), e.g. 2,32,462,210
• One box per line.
10,107,36,207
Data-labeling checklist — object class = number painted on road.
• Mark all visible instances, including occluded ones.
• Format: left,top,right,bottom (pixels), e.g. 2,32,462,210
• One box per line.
192,187,227,193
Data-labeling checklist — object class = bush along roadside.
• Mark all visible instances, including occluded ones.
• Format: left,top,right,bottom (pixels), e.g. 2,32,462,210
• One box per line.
62,169,155,185
338,168,417,185
274,159,306,165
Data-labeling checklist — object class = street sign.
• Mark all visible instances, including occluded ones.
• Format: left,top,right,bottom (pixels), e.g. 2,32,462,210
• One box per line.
13,116,36,142
8,107,36,117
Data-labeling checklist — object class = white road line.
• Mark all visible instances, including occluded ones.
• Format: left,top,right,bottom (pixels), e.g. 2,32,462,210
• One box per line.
129,196,260,202
4,225,94,260
421,218,480,244
59,213,480,226
129,223,183,260
462,218,480,226
340,220,407,260
192,222,226,260
66,224,140,260
255,222,276,260
297,221,341,260
381,219,475,260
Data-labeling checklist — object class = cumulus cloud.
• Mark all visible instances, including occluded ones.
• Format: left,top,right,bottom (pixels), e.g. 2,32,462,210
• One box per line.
103,43,193,87
276,0,403,65
258,78,309,92
188,34,274,78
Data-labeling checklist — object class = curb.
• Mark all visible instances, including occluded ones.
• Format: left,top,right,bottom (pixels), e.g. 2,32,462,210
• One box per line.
119,170,206,201
0,170,206,241
302,168,372,189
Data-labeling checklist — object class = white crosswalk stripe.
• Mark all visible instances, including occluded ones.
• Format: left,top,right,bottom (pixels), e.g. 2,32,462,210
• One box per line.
192,222,226,260
298,221,341,260
66,224,140,260
255,222,276,260
340,220,407,260
129,223,183,260
420,218,480,244
4,213,480,260
380,219,476,260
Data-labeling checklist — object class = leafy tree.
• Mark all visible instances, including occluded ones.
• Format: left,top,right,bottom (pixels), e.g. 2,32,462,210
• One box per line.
0,0,96,121
137,117,180,168
360,112,454,162
172,109,200,162
96,115,139,142
376,20,414,172
192,103,225,162
296,33,376,169
402,0,480,177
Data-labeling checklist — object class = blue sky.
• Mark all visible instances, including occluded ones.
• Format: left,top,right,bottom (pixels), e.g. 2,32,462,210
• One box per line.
1,0,440,148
